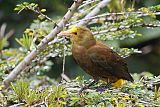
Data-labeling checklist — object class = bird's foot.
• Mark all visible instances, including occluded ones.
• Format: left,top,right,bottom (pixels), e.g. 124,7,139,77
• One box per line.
96,82,112,93
78,86,88,94
78,81,96,94
96,86,106,93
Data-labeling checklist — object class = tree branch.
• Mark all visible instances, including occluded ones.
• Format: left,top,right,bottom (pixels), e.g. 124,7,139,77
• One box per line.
77,0,111,26
78,0,100,9
68,11,160,26
92,23,160,35
2,0,83,88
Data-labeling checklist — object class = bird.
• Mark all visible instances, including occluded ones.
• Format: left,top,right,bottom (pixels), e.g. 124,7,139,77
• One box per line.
59,26,133,93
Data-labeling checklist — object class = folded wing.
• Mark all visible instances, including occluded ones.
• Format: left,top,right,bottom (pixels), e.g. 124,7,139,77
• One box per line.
87,42,133,82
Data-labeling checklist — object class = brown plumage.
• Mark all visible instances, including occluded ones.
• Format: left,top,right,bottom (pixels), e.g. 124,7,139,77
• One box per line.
59,26,133,91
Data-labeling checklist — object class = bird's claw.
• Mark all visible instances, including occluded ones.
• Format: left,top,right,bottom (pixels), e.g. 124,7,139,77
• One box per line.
96,87,106,93
78,81,96,94
78,89,83,95
78,86,88,94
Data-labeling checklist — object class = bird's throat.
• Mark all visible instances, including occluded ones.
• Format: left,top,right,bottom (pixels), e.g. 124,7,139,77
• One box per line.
72,38,96,49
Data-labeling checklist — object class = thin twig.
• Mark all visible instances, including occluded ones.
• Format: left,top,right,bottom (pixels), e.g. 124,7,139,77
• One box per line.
77,0,111,26
78,0,100,9
26,6,55,23
66,87,95,92
61,73,71,82
68,11,160,26
5,30,14,39
0,23,7,38
9,103,25,107
30,101,45,107
92,25,130,35
61,37,66,81
79,3,98,15
141,23,160,27
3,0,83,88
139,100,159,107
92,23,160,35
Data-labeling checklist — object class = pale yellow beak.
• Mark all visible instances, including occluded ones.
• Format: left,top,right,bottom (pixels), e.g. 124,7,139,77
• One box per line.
58,26,78,38
58,31,73,38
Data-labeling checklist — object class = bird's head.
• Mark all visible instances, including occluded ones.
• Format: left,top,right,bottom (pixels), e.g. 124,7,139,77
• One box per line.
59,26,96,47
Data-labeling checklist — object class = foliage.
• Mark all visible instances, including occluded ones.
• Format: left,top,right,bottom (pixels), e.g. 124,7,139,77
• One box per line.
11,79,30,101
14,2,56,23
0,23,14,57
0,37,7,53
15,34,34,51
0,74,160,106
0,49,25,80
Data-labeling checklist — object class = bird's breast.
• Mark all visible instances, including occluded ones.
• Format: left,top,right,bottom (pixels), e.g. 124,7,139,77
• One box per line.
72,44,89,62
72,44,93,74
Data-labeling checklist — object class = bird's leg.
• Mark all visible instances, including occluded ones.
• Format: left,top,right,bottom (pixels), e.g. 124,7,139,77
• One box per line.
96,82,112,93
78,80,96,94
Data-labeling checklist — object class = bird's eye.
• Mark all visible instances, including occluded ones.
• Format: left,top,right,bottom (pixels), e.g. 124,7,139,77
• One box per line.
73,32,77,35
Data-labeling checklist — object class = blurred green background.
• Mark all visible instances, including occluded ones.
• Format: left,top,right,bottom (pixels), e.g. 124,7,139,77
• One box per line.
0,0,160,80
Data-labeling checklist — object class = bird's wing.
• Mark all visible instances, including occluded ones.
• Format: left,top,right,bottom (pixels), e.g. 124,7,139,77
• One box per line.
87,42,133,82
